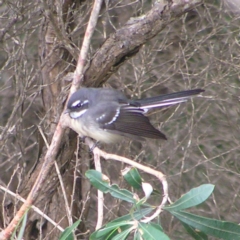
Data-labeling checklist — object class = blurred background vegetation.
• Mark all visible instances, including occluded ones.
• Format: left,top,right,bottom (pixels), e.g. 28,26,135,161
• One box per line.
0,0,239,239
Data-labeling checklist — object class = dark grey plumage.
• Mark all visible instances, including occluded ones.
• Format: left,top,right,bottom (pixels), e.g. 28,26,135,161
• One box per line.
66,88,204,143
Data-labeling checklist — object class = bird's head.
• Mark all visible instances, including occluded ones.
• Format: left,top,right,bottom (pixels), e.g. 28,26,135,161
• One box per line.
65,89,89,119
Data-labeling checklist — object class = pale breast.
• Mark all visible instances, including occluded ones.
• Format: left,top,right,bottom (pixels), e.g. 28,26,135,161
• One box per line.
69,118,121,144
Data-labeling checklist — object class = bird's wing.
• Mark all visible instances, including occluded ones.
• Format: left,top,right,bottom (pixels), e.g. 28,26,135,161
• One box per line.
93,102,167,140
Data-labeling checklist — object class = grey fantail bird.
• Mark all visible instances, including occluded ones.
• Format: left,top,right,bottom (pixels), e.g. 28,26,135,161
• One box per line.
65,88,204,143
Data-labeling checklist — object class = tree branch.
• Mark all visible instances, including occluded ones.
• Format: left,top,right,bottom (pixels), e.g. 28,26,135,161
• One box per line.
0,1,103,239
83,0,203,87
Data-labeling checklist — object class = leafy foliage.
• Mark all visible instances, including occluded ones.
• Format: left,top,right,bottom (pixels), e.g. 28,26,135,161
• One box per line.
86,169,240,240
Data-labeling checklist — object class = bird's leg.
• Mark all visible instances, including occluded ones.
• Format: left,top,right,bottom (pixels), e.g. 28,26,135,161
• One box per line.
81,136,87,142
81,136,101,152
89,141,101,152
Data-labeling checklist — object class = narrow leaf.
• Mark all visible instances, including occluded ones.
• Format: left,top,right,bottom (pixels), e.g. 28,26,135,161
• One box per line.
111,227,133,240
123,168,142,189
17,212,28,240
181,221,208,240
91,208,154,239
110,185,136,203
86,170,136,203
86,170,111,192
138,222,170,240
90,221,133,239
172,211,240,240
133,231,141,240
164,184,214,211
59,220,81,240
111,207,154,223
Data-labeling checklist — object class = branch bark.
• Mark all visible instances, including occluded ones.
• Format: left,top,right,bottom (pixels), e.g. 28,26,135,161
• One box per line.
83,0,203,87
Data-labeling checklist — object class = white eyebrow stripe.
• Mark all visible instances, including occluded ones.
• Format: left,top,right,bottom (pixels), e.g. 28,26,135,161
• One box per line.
71,99,89,108
71,100,81,107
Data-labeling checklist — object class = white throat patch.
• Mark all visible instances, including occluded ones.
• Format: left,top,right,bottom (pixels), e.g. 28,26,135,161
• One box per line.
70,109,87,119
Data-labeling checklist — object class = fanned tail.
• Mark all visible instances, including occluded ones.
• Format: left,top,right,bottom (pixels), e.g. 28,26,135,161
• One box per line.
136,89,204,111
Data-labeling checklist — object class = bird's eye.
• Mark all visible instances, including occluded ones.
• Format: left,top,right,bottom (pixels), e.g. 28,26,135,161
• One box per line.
71,99,89,109
71,100,82,108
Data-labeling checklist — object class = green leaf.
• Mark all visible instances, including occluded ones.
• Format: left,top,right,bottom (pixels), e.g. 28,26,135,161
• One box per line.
111,207,154,223
59,220,81,240
90,208,153,240
110,185,135,203
86,170,110,192
138,222,170,240
150,223,164,232
91,208,154,239
90,221,133,240
111,227,133,240
123,168,142,189
86,170,136,203
181,221,208,240
133,231,141,240
171,211,240,239
16,212,28,240
164,184,214,211
12,209,30,240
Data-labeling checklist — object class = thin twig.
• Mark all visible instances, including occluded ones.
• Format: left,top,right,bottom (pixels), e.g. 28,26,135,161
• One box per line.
71,0,104,94
89,141,104,230
54,162,73,226
2,166,20,228
40,126,73,226
0,185,64,232
0,1,103,239
70,137,79,216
